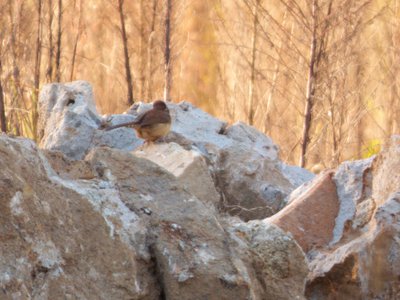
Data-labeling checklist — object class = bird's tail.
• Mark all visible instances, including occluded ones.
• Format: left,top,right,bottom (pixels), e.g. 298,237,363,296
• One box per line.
103,121,138,131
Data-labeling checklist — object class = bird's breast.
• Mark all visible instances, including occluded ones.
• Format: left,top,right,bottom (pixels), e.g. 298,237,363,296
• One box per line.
137,123,171,141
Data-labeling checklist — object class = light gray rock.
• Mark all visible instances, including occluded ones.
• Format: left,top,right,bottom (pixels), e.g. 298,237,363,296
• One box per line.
134,142,220,209
306,192,400,300
227,220,308,300
170,101,232,149
0,135,158,299
215,144,294,220
38,81,142,159
224,121,279,160
371,135,400,206
280,163,315,189
331,157,374,245
38,81,100,159
84,147,253,300
304,138,400,300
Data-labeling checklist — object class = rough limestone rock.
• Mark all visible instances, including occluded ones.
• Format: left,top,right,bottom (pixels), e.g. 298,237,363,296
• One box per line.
371,135,400,205
134,142,220,209
38,81,142,160
215,144,294,220
267,170,339,252
227,220,309,300
0,136,158,299
268,136,400,299
306,191,400,300
84,147,251,300
331,156,374,245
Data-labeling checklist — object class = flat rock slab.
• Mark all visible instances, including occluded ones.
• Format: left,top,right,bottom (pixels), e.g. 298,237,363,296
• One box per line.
267,171,339,252
134,142,220,209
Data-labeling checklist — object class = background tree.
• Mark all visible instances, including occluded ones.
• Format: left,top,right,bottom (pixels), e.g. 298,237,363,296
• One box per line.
163,0,172,101
32,0,43,141
117,0,134,105
0,57,6,133
55,0,62,82
70,0,84,81
46,0,54,81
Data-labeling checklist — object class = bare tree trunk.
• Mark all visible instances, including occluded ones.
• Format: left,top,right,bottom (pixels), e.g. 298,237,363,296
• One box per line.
248,0,260,126
70,0,83,81
55,0,62,82
392,1,400,134
118,0,134,105
355,58,364,158
146,0,158,101
387,3,400,136
46,0,54,81
138,0,146,100
328,94,338,165
0,60,7,133
33,0,43,141
34,0,43,91
299,0,318,168
8,0,21,136
163,0,172,102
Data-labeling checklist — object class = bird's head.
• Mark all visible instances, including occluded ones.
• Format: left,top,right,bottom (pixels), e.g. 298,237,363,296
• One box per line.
153,100,168,111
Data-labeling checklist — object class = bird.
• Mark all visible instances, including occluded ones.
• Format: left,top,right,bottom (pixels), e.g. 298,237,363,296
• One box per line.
104,100,171,143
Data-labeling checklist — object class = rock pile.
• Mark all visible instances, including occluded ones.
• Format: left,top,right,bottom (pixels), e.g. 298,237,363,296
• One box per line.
0,80,398,299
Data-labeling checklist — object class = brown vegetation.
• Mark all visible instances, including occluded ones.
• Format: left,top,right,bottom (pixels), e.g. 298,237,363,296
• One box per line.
0,0,397,168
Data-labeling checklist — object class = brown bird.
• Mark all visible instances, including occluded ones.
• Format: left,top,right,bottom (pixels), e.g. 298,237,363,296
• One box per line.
105,100,171,142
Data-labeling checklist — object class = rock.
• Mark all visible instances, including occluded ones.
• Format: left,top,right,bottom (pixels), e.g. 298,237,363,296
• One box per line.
42,150,95,180
38,81,142,160
306,192,400,300
124,100,232,151
371,135,400,205
227,220,308,299
352,197,376,229
168,101,232,150
216,144,294,220
331,157,374,245
224,121,279,160
280,163,316,188
303,138,400,299
0,136,158,299
253,137,400,299
267,170,340,252
85,147,253,300
134,142,220,209
272,157,373,251
38,81,97,139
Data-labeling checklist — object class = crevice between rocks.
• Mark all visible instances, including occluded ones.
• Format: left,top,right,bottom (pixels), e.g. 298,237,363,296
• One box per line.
305,255,361,300
148,241,166,300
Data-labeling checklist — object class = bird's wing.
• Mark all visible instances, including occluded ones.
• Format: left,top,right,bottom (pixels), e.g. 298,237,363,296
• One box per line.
139,110,171,127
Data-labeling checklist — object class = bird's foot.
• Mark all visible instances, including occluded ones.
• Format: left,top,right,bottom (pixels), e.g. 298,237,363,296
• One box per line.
154,136,167,144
